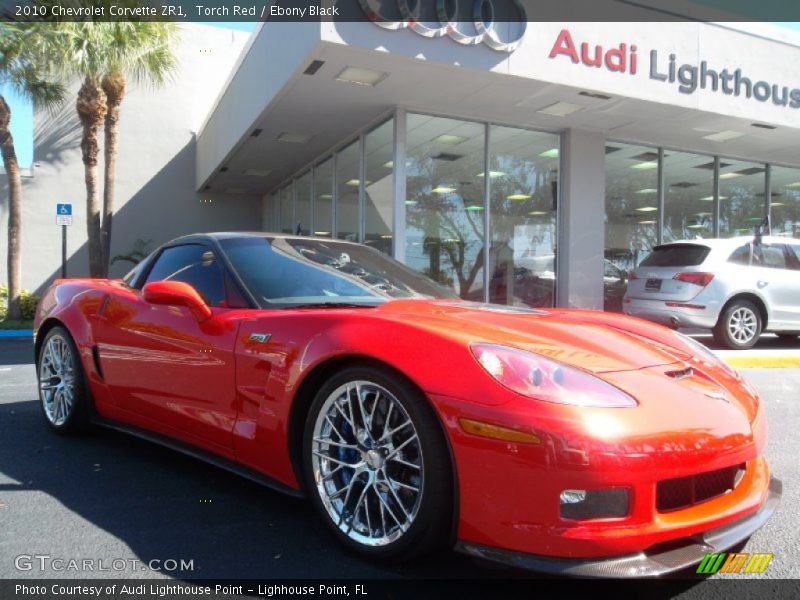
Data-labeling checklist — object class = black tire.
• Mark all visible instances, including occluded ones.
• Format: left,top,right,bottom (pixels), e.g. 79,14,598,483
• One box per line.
302,364,453,561
36,326,92,435
713,299,762,350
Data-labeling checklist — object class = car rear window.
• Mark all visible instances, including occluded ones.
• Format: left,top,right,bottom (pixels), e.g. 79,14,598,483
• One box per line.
640,244,711,267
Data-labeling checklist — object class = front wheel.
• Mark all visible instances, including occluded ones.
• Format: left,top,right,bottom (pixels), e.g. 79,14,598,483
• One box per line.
37,326,92,434
303,365,452,561
713,300,762,350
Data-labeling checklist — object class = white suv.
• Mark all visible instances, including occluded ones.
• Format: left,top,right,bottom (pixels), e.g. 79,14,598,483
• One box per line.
623,236,800,349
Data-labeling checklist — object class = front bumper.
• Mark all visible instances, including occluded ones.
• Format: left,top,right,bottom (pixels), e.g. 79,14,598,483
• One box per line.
456,477,781,578
623,297,720,329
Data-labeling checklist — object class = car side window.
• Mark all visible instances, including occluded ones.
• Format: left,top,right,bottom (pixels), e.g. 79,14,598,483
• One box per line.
786,245,800,271
143,245,226,307
752,244,788,270
727,244,751,266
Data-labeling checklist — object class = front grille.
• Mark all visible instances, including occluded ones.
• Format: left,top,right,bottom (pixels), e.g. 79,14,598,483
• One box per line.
657,464,746,512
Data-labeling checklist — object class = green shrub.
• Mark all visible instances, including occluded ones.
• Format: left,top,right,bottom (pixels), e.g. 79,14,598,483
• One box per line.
1,284,40,322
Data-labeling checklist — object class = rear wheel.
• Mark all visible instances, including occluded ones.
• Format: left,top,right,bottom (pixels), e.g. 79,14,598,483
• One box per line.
37,326,92,434
303,365,452,561
713,300,762,350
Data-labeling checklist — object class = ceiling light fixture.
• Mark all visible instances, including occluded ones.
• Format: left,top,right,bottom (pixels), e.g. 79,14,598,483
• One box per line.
432,134,468,145
276,132,312,144
507,194,532,201
477,171,506,178
636,206,658,212
335,66,388,87
631,162,658,170
636,188,657,194
720,172,744,180
432,186,457,194
702,130,744,142
536,101,584,117
539,148,560,158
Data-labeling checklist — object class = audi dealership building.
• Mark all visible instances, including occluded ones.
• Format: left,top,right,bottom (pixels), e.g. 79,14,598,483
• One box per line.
3,0,800,312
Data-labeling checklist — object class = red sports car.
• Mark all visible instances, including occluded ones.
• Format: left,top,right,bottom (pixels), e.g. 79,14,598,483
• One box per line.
33,233,780,577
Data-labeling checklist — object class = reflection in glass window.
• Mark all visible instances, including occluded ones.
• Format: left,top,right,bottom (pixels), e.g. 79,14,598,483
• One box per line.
770,166,800,239
313,158,333,238
336,140,360,242
279,184,293,234
604,144,659,311
295,172,311,236
663,151,714,243
404,114,485,299
364,119,394,255
488,126,559,308
718,160,766,237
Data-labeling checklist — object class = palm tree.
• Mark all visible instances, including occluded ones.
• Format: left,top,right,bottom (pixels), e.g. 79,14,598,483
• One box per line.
99,22,177,276
27,13,177,277
0,24,65,320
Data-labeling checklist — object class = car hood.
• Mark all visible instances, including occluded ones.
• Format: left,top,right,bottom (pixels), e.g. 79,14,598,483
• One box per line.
373,300,692,374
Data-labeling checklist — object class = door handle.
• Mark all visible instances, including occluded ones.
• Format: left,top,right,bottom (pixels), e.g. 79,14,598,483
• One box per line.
757,280,769,288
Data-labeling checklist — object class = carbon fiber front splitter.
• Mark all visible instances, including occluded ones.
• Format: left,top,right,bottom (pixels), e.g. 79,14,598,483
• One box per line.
455,477,782,578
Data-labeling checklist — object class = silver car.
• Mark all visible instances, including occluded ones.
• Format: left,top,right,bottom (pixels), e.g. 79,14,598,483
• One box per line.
623,236,800,349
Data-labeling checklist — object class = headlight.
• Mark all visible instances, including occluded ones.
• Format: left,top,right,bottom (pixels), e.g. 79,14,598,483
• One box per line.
470,343,637,408
674,332,740,379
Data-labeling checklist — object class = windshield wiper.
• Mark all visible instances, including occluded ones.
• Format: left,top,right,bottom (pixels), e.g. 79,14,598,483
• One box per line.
280,302,380,310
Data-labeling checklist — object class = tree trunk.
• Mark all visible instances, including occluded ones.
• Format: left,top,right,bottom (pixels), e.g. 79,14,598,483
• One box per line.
100,74,126,278
0,95,23,321
76,78,107,278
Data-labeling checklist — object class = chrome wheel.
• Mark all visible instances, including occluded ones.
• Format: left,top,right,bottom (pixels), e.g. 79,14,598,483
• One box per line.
311,381,423,547
728,307,758,345
39,334,76,427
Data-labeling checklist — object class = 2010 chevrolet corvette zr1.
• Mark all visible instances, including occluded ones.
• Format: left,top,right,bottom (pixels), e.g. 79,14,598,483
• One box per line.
33,233,780,577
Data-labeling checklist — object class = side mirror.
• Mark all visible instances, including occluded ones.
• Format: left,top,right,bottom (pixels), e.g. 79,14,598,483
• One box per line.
142,281,213,322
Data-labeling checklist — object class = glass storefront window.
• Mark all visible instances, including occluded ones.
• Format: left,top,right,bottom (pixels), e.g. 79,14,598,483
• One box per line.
663,151,714,243
279,184,293,234
719,160,766,237
364,119,394,254
295,171,311,236
313,157,333,237
336,140,360,241
488,126,559,307
771,166,800,238
404,114,485,299
604,143,660,311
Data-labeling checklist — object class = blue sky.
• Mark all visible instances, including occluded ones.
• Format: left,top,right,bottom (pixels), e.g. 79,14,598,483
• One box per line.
1,21,797,169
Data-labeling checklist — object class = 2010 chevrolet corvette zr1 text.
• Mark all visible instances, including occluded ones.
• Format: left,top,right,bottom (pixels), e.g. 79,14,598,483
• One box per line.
33,233,780,577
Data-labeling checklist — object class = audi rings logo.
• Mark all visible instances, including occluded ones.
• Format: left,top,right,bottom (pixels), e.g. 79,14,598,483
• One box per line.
358,0,527,53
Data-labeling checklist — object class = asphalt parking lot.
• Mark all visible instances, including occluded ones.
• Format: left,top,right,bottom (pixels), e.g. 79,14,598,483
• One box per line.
0,337,798,593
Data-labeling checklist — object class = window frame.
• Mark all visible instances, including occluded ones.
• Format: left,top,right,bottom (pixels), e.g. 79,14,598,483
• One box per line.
133,240,256,309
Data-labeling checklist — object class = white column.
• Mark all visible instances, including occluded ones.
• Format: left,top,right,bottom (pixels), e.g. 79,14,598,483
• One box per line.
556,129,606,310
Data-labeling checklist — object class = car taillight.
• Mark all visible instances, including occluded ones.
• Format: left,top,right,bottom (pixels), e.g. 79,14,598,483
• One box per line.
628,271,639,281
673,272,714,287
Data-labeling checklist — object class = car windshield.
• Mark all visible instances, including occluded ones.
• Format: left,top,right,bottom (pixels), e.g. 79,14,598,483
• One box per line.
640,244,711,267
220,236,457,308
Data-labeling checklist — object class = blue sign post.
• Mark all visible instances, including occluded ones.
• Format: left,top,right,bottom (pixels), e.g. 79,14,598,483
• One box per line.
56,204,73,278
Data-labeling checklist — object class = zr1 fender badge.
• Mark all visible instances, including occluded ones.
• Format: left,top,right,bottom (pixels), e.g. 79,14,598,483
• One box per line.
249,333,272,344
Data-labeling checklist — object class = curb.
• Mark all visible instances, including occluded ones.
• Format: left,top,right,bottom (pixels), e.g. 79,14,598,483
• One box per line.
722,356,800,369
0,330,33,339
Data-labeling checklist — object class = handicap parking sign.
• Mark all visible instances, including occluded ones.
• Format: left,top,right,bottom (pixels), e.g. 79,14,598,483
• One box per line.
56,203,73,226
